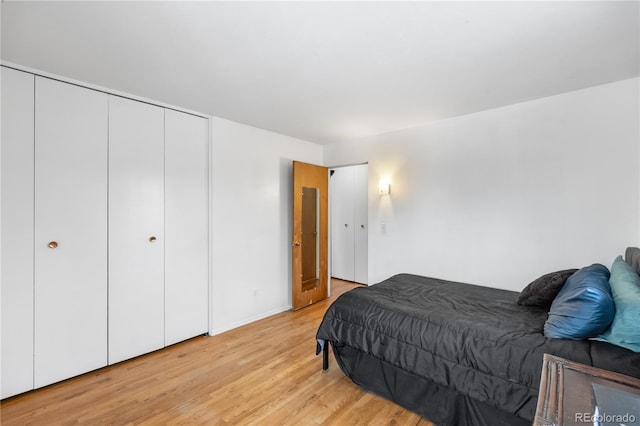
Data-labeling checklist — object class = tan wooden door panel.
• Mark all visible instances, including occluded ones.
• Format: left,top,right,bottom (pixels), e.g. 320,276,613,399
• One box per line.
292,161,328,310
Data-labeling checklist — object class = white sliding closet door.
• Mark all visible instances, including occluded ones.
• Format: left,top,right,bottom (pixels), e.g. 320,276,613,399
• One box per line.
353,164,368,284
1,67,35,398
331,167,355,281
164,110,209,345
34,77,108,388
330,164,368,284
108,96,165,364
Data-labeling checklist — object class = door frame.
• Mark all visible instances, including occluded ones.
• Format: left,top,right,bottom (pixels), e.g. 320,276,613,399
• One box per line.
328,162,369,285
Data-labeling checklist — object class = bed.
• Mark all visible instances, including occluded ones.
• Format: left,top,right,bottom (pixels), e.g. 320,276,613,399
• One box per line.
315,273,640,426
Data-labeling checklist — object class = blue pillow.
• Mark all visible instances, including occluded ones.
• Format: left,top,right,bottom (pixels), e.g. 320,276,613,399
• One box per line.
544,264,615,339
595,256,640,352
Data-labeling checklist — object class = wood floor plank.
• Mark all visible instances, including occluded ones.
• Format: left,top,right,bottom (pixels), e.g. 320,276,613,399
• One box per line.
0,279,431,425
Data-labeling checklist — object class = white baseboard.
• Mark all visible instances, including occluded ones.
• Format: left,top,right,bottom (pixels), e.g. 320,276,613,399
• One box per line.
208,305,291,336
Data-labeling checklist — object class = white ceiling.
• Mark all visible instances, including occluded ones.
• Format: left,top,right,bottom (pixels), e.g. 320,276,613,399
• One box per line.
1,1,638,145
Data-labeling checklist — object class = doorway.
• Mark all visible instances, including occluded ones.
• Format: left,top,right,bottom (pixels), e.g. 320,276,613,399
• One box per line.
329,164,368,285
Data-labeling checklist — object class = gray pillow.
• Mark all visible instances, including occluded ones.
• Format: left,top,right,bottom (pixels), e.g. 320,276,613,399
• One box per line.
518,269,578,307
625,247,640,275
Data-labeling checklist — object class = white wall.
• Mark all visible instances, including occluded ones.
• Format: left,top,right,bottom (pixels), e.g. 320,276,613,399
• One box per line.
324,78,640,291
211,117,322,334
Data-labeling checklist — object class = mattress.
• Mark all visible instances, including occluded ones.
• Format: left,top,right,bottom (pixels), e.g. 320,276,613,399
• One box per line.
316,274,640,424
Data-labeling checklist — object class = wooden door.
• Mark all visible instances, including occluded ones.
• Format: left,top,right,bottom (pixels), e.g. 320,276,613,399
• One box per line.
1,67,35,398
34,77,108,388
292,161,328,310
108,95,165,364
164,110,209,345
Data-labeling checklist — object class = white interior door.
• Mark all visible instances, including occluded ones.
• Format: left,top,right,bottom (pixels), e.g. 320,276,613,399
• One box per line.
1,67,35,398
354,164,368,284
330,167,355,281
34,77,108,388
164,110,209,346
108,96,165,364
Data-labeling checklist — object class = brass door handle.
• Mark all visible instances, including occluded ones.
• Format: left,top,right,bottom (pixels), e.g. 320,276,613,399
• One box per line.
48,241,58,249
291,241,301,247
149,236,157,242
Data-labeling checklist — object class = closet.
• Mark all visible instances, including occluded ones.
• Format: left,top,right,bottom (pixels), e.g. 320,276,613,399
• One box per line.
0,66,209,398
108,96,165,364
1,67,36,397
330,164,368,284
34,75,109,388
164,110,209,346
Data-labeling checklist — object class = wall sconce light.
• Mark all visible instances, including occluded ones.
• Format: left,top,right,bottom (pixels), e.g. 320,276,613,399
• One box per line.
379,178,391,196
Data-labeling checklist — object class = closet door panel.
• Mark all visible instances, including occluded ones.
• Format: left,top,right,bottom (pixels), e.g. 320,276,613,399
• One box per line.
34,77,108,388
164,110,209,345
330,167,355,281
354,164,368,284
108,96,165,364
1,67,35,398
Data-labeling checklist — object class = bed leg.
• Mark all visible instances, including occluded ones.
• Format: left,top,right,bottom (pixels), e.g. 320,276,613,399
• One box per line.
322,342,329,370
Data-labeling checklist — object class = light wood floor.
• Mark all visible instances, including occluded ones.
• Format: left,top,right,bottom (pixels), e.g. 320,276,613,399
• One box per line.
1,279,432,425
